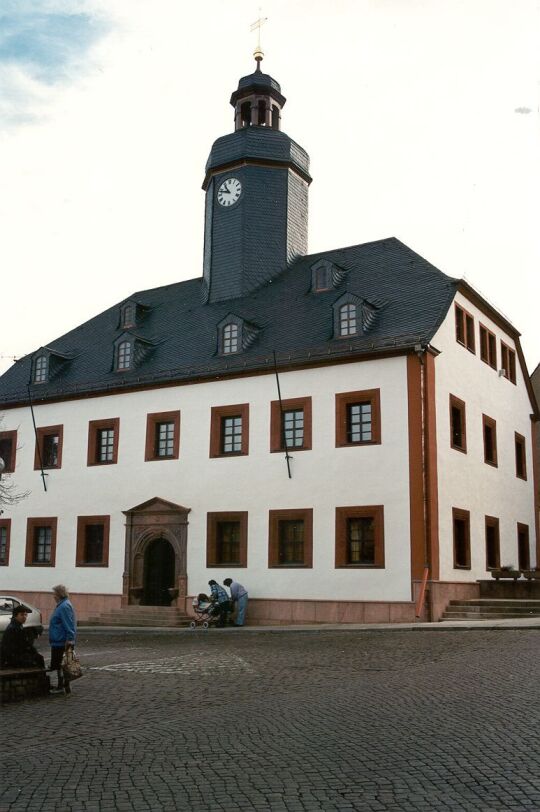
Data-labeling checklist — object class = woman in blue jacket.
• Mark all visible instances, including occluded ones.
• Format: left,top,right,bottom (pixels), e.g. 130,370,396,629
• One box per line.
49,584,77,695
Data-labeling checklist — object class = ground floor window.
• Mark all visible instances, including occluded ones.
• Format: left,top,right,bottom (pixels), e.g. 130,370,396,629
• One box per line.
0,520,10,565
452,508,471,569
206,512,248,567
517,523,530,571
25,518,57,566
485,516,500,570
335,506,385,567
76,516,110,566
268,509,313,568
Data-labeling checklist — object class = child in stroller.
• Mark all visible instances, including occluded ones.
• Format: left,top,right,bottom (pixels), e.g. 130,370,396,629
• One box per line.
190,593,222,629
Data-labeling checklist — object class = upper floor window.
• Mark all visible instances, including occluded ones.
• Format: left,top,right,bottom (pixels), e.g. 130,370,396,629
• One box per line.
25,517,57,567
34,425,63,470
270,397,312,453
0,520,11,566
222,323,239,354
34,355,48,383
339,304,357,337
336,390,381,447
116,341,132,371
479,325,497,369
87,418,120,466
515,432,527,480
210,404,249,458
145,411,180,461
500,342,517,384
0,430,17,473
455,304,475,353
449,395,467,453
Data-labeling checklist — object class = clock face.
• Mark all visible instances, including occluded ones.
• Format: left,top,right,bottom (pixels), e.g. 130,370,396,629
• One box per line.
217,177,242,207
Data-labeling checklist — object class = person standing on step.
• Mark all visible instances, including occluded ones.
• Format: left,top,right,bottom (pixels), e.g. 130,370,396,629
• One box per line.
223,578,248,627
49,585,77,696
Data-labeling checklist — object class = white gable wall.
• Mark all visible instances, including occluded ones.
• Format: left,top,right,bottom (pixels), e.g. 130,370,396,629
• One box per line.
1,356,413,602
432,291,536,581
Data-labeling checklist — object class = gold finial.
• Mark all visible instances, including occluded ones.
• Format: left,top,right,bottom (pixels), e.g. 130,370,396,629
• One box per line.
250,9,267,67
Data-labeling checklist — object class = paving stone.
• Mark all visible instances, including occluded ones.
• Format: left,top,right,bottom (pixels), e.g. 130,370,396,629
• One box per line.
1,629,539,811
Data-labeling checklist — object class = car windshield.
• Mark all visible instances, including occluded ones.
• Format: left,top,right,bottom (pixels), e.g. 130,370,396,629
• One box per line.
0,599,18,614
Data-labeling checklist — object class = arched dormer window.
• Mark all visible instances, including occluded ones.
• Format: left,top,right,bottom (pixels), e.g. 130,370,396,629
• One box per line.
222,323,240,354
311,259,348,293
34,355,48,383
116,341,132,371
217,314,260,356
339,303,357,337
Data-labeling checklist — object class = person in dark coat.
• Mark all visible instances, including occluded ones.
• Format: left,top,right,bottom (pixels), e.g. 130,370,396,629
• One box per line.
0,605,45,669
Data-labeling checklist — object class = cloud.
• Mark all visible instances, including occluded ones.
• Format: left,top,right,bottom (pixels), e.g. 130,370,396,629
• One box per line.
0,0,109,125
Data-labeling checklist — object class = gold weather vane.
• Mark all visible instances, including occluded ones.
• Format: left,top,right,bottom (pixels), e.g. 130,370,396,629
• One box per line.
250,9,268,65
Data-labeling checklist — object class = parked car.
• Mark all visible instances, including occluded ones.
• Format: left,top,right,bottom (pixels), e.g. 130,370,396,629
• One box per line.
0,596,43,639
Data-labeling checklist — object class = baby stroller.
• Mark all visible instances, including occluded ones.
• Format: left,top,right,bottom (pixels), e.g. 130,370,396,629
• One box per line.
190,593,221,630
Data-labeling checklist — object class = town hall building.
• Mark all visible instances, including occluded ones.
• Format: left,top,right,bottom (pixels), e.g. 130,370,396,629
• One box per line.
0,56,538,625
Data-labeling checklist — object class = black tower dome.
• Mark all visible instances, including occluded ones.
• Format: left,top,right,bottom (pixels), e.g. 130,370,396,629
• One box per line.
202,59,311,304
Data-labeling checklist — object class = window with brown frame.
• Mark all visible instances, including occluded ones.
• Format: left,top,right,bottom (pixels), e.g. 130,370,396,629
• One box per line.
145,411,180,461
335,389,381,447
268,509,313,568
500,342,517,384
485,516,500,570
482,414,498,467
449,395,467,452
479,325,497,369
34,425,63,470
25,518,57,567
453,508,471,569
455,304,475,353
0,430,17,473
76,516,110,566
209,404,249,458
335,506,385,568
515,432,527,480
206,512,248,567
517,523,530,571
270,397,312,452
87,418,120,466
0,519,11,566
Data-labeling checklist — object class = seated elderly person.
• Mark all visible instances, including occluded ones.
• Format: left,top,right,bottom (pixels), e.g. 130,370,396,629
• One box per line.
1,604,45,669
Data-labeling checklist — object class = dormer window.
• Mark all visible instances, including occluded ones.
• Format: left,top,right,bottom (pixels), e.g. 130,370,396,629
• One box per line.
339,304,357,337
34,355,48,383
217,314,259,356
122,304,135,328
311,259,348,292
116,341,132,371
223,324,239,354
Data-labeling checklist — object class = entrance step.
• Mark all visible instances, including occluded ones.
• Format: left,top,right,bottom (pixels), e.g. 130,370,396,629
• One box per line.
83,606,191,627
440,598,540,621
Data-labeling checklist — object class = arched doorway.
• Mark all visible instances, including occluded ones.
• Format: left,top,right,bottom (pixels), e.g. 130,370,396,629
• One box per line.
143,537,175,606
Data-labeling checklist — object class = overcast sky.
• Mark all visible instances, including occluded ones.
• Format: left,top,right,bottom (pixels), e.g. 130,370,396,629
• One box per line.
0,0,538,377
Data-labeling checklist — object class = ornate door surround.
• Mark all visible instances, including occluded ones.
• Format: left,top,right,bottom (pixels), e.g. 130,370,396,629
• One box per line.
122,497,190,607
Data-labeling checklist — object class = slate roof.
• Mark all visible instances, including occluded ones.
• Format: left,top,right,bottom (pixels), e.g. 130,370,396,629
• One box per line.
0,238,458,407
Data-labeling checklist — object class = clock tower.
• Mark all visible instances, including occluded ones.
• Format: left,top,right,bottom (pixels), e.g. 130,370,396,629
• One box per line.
202,57,311,304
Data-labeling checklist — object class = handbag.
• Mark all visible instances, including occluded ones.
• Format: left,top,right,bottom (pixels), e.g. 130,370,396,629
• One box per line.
62,647,83,682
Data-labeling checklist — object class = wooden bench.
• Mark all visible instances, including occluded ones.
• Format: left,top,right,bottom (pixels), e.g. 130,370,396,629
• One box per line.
0,667,50,704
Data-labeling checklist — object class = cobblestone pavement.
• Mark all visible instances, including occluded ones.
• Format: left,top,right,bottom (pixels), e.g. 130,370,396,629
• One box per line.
2,628,540,812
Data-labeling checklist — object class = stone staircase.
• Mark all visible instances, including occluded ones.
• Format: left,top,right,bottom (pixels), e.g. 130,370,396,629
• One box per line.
440,598,540,621
83,605,191,628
